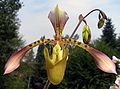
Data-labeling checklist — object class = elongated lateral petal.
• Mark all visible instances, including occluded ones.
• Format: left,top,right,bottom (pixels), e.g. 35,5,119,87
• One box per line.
61,38,117,74
4,38,54,75
4,47,30,75
86,47,117,74
48,5,69,35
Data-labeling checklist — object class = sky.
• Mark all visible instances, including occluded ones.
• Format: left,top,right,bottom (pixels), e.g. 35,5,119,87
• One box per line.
18,0,120,46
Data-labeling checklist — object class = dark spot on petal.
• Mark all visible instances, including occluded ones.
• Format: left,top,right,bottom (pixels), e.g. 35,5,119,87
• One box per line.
51,39,54,42
85,45,88,48
64,39,67,42
74,40,77,43
34,42,36,44
47,39,50,41
69,39,71,42
37,40,40,43
29,44,32,47
77,42,81,45
41,39,44,42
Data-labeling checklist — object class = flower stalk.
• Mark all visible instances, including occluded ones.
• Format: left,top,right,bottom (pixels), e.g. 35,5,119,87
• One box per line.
43,80,51,89
70,9,107,38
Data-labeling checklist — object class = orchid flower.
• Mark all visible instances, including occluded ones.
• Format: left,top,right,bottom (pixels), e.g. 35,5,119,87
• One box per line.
4,5,117,85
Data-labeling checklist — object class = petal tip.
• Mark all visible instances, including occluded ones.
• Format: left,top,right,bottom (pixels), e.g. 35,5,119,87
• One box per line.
48,5,69,34
4,47,29,74
87,47,117,74
112,69,117,74
3,71,8,75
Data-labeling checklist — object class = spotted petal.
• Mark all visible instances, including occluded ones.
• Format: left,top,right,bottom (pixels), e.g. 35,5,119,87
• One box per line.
86,47,117,74
4,47,30,75
4,38,53,75
62,38,117,74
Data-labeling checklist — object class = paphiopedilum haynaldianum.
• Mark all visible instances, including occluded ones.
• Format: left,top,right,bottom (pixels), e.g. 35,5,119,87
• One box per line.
4,5,117,85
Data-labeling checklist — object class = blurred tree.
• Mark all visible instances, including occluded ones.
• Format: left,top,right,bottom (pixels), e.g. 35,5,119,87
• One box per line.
0,0,23,88
31,43,47,89
4,49,35,89
31,36,51,89
101,18,116,48
116,35,120,51
0,0,35,89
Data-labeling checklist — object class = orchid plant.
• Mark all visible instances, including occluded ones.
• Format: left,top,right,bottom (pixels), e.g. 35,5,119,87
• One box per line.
4,5,118,89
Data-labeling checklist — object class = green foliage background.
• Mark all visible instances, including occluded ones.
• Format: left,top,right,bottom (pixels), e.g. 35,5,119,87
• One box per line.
0,0,35,89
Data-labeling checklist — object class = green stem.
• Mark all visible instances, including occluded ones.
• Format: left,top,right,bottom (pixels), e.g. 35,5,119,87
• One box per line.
70,9,103,38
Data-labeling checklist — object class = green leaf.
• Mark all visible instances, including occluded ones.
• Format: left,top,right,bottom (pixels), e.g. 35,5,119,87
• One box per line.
98,18,104,29
82,24,91,44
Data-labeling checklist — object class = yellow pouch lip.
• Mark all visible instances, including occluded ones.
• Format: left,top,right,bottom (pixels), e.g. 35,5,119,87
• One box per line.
44,47,69,68
44,46,69,85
